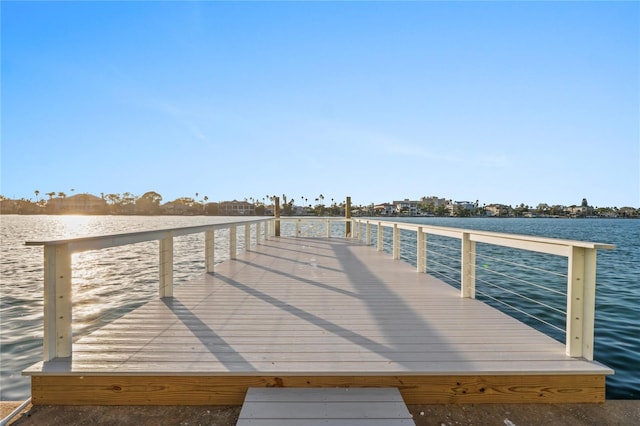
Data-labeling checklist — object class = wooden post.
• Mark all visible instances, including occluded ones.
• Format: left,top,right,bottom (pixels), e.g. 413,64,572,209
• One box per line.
43,244,72,361
424,232,428,273
417,227,426,273
377,222,383,251
256,221,262,245
230,225,237,260
274,197,280,237
366,221,371,246
461,232,476,298
205,229,215,273
392,223,399,260
245,223,251,251
295,219,300,237
566,246,596,360
159,232,174,298
345,196,352,237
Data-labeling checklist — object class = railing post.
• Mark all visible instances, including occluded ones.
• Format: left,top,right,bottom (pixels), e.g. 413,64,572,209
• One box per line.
461,232,476,298
566,246,596,360
43,244,72,361
366,221,371,246
274,197,280,237
345,196,351,237
245,223,251,251
417,227,426,273
230,225,237,260
295,219,300,237
159,232,174,298
205,229,215,273
424,232,428,273
326,219,330,238
256,221,262,245
393,224,399,260
377,222,383,251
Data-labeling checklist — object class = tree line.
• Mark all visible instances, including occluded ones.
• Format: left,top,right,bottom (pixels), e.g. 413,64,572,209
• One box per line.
0,191,637,218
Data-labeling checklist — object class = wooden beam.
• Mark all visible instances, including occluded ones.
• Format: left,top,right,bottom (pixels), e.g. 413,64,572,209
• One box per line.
30,374,606,405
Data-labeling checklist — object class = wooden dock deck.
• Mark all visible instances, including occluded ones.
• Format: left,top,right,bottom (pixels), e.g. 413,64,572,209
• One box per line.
24,236,612,405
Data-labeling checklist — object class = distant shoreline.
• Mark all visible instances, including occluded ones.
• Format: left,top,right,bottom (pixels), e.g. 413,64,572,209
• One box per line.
0,212,637,219
1,193,637,219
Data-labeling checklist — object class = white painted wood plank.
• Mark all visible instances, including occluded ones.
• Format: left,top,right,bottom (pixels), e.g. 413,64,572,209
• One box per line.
69,349,577,363
24,359,613,375
72,342,563,353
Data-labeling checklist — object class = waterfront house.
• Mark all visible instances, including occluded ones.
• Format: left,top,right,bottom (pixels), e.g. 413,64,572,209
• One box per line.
218,200,256,215
393,199,420,216
374,203,396,216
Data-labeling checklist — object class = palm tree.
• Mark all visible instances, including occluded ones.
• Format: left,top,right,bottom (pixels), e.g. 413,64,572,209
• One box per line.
34,190,40,201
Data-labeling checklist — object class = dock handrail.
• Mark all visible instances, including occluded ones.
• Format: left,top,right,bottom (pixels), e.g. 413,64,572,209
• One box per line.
350,218,615,361
26,217,272,361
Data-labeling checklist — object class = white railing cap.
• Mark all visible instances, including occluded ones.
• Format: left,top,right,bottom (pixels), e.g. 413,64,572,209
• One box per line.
25,218,270,252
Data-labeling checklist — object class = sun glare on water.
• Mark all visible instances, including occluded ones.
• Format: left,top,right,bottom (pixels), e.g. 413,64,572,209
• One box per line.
57,215,103,239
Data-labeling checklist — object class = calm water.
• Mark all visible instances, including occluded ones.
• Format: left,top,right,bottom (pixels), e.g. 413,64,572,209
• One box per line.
1,216,638,400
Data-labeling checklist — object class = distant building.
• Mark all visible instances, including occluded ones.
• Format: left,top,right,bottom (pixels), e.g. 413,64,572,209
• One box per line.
218,200,255,216
454,201,475,210
160,200,194,215
374,203,396,216
420,196,447,207
47,193,107,214
566,205,592,218
393,199,420,216
485,204,511,217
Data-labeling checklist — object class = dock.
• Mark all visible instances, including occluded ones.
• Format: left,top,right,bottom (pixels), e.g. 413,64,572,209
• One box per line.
23,227,612,405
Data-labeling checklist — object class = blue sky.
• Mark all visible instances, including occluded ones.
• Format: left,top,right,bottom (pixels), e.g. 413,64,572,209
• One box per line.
2,1,638,208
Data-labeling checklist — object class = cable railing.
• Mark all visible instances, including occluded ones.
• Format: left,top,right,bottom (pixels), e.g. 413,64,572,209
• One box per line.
351,218,615,361
276,217,348,238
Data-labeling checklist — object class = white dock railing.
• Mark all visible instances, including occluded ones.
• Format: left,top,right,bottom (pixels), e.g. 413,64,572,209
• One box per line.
26,218,272,361
348,218,615,361
270,216,616,361
27,216,614,363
